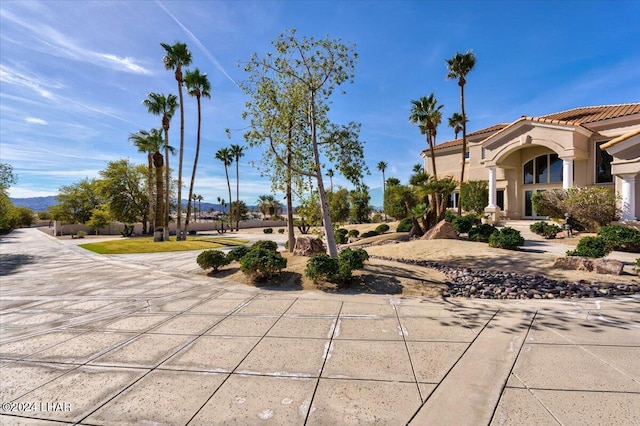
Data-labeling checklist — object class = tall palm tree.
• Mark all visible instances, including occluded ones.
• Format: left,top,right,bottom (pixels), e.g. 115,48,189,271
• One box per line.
448,112,467,140
183,68,211,239
143,92,178,241
129,129,162,235
377,161,388,220
409,93,443,181
326,169,334,192
161,41,192,240
257,194,275,219
229,144,245,231
215,147,234,228
447,50,476,215
196,194,203,221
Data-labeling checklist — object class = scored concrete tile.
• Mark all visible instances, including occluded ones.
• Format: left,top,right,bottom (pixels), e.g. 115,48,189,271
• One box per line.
93,314,173,333
533,389,640,426
586,345,640,381
11,365,146,423
286,299,342,316
90,334,192,368
190,374,315,425
0,361,77,402
509,344,640,392
307,378,422,425
527,314,640,346
333,317,404,341
237,337,328,377
0,415,63,425
489,388,560,426
267,317,337,339
148,314,225,335
0,332,81,359
322,340,415,382
418,383,436,402
187,297,251,315
399,317,477,342
145,297,206,313
206,316,279,337
85,370,227,425
340,301,396,317
25,332,135,364
161,335,260,373
0,312,70,327
235,298,295,315
407,341,469,383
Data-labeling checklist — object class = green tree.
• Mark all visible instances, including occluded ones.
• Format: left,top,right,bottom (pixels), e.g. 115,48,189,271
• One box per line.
327,169,335,192
53,178,102,224
383,178,406,220
460,180,488,214
129,128,162,235
446,50,476,215
243,29,362,258
161,41,193,240
448,112,467,140
349,186,372,224
377,161,388,220
328,187,350,223
143,92,178,241
0,163,17,232
257,194,283,220
230,144,245,231
86,205,111,235
12,206,35,228
230,200,248,225
183,68,211,239
215,148,234,228
97,159,149,226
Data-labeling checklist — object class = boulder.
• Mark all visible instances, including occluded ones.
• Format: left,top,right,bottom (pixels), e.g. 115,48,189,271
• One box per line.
592,258,624,275
421,220,457,240
293,236,326,257
553,257,593,272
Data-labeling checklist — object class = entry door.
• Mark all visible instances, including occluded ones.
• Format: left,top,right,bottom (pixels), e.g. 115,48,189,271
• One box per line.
524,190,546,219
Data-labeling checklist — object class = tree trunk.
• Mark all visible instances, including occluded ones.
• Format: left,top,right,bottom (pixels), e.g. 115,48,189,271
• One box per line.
225,166,233,229
176,73,185,240
458,81,467,216
145,153,153,235
164,139,170,241
235,158,240,231
286,138,295,252
184,95,202,241
153,151,164,242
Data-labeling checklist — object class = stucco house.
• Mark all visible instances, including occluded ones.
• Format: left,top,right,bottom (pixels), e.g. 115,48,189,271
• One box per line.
421,103,640,222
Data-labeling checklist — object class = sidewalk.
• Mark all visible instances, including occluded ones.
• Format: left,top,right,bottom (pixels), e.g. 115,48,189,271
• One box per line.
1,228,638,425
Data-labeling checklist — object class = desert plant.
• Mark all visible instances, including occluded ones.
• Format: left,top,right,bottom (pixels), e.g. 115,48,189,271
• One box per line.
278,228,285,234
348,229,360,238
566,236,611,258
239,248,287,280
460,180,488,214
452,214,479,235
372,213,382,223
530,221,562,239
444,210,456,223
335,228,349,244
361,230,380,239
488,227,524,250
197,250,230,272
375,223,390,234
396,218,413,232
468,224,497,242
251,240,278,252
263,227,273,234
305,254,340,283
337,248,369,280
76,230,87,238
305,248,369,284
597,225,640,253
226,246,251,262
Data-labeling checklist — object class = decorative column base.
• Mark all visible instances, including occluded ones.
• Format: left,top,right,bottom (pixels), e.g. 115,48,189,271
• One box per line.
484,205,502,225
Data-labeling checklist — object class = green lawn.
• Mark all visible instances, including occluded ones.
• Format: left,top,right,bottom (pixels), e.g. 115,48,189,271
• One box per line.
79,236,249,254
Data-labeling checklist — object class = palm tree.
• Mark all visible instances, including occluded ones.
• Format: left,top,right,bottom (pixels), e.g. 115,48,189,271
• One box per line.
229,144,245,231
448,112,467,140
143,92,178,241
257,194,275,219
377,161,388,220
196,194,203,221
161,41,192,240
215,148,234,228
183,68,211,239
326,169,334,192
129,129,163,235
447,50,476,215
409,93,443,181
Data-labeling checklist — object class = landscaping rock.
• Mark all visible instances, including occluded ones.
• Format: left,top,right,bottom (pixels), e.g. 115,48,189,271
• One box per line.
293,236,326,257
553,256,593,272
420,220,457,240
592,259,624,275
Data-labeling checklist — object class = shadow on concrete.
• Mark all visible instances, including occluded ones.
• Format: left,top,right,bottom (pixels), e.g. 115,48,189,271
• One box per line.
0,253,37,276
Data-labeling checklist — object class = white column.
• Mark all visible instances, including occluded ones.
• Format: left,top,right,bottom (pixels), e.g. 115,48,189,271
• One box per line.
488,167,497,208
562,158,574,189
620,174,637,221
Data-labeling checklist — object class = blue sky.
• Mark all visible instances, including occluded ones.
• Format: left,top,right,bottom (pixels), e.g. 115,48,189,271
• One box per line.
2,0,639,207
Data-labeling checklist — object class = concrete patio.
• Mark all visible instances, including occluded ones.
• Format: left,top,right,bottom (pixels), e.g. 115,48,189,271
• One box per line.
1,228,638,425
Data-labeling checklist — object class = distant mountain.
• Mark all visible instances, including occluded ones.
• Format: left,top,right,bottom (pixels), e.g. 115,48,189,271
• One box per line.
10,196,58,212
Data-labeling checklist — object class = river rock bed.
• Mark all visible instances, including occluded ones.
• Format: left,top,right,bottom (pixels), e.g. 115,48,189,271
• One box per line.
370,255,640,299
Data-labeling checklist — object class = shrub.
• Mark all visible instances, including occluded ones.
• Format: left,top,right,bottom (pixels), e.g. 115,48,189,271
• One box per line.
636,258,640,276
444,210,456,223
278,228,285,234
335,228,349,244
197,250,230,272
468,224,497,242
263,227,273,234
360,230,380,239
372,213,382,223
239,248,287,279
460,180,488,214
597,225,640,253
396,218,413,232
530,221,562,239
452,214,479,235
375,224,390,234
348,229,360,238
566,236,611,258
189,230,197,235
488,227,524,250
226,246,251,262
251,240,278,252
76,230,87,238
337,248,369,280
305,254,340,283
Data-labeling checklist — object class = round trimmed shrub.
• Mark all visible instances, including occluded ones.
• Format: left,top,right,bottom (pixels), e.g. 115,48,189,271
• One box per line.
278,228,285,234
374,224,390,234
263,227,273,234
335,228,349,244
360,230,380,239
197,250,230,272
305,254,340,283
488,227,524,250
226,246,251,262
251,240,278,252
597,225,640,253
239,248,287,279
567,236,611,258
530,221,562,239
348,229,360,238
468,224,497,242
444,210,456,223
396,218,412,232
452,214,479,235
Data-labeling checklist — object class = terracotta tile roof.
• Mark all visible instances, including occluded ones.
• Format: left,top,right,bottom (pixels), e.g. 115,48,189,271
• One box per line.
430,123,508,151
600,128,640,150
535,103,640,125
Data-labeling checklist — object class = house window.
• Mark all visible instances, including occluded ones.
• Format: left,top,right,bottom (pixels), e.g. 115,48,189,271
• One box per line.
447,192,460,208
523,154,563,185
595,141,613,183
465,151,470,159
481,147,486,159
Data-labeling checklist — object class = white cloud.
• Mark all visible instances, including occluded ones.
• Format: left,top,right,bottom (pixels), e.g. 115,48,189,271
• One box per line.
25,117,47,125
0,64,61,99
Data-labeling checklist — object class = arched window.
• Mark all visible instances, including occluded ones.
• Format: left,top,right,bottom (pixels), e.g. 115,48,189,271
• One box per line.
523,154,562,185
